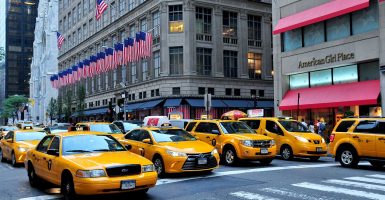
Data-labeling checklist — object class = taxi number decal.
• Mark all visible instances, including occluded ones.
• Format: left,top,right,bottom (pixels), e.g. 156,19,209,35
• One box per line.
212,139,216,146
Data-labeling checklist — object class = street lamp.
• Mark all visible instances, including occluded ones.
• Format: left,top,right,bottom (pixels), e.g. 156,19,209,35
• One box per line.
120,82,128,121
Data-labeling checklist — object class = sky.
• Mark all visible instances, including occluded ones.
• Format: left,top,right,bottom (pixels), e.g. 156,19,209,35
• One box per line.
0,0,6,50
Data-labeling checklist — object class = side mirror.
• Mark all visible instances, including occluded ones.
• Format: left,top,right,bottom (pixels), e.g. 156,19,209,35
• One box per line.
142,138,152,144
212,130,220,135
125,144,132,150
47,149,59,156
195,136,200,140
255,130,258,133
6,139,13,143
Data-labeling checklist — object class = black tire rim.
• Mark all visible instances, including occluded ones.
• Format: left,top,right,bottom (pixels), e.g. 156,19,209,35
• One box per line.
282,147,291,160
154,158,163,175
225,149,235,164
11,153,16,166
341,150,353,165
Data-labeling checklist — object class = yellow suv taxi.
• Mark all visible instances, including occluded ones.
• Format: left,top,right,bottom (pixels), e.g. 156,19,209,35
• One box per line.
239,117,327,161
329,117,385,168
0,130,46,166
119,126,220,176
75,122,124,139
25,131,157,200
186,120,276,166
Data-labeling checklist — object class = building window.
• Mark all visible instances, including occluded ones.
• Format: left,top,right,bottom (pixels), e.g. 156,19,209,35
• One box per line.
223,50,238,78
132,93,135,100
89,19,93,34
248,15,262,47
208,88,214,95
139,92,142,99
310,69,332,87
169,47,183,75
83,0,88,16
283,29,302,51
248,53,262,79
290,73,309,89
131,63,137,83
156,89,160,96
153,51,160,78
258,90,264,97
196,48,212,76
333,65,358,84
142,59,148,81
304,22,325,47
169,5,183,32
68,12,71,27
250,89,257,96
196,7,212,41
111,2,116,21
129,24,136,37
326,15,350,41
152,11,160,37
78,3,82,20
72,8,76,25
128,0,134,10
225,88,232,96
172,87,180,95
143,91,147,99
234,89,241,96
83,24,87,39
119,0,125,13
223,11,237,42
151,90,154,97
359,61,379,81
352,0,378,35
198,87,205,95
140,18,147,31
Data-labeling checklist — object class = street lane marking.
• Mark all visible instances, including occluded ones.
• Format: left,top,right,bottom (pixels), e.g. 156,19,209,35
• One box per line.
229,191,279,200
323,179,385,192
367,174,385,179
292,182,385,200
18,195,62,200
260,187,334,200
157,163,338,185
6,165,14,170
344,177,385,185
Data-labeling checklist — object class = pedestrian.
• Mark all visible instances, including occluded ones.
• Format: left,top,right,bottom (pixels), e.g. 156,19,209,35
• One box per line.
308,121,315,133
301,119,308,128
318,120,326,138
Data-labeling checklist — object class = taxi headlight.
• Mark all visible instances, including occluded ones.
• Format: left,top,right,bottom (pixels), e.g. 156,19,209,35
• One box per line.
18,147,29,152
76,169,106,178
211,149,218,156
240,140,253,147
142,164,155,173
270,140,276,146
295,136,309,143
166,150,187,157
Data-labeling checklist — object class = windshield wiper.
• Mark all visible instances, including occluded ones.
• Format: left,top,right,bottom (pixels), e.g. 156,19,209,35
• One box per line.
93,149,112,152
65,150,92,153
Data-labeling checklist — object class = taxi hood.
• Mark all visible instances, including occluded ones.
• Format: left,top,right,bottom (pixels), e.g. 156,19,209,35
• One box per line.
227,134,273,141
158,141,214,153
64,151,152,169
17,140,40,148
290,132,324,140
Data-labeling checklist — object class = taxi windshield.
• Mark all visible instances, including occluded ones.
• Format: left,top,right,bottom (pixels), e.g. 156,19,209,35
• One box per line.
278,120,310,133
2,127,17,131
62,135,126,155
220,122,254,134
89,124,122,134
151,129,197,143
15,132,46,141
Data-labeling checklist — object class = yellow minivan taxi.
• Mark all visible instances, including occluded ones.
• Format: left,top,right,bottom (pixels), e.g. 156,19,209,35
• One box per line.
0,130,46,166
186,120,276,166
239,117,327,161
25,131,157,200
75,122,124,139
120,126,220,176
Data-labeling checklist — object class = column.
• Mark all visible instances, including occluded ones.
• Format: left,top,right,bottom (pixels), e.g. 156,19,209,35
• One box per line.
160,1,169,77
262,14,272,80
213,6,224,77
239,12,249,79
379,1,385,117
183,1,195,75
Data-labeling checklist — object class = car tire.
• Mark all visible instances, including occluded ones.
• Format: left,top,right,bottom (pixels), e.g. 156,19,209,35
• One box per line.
223,147,238,166
62,176,76,200
28,164,39,187
11,152,17,167
259,158,273,166
136,188,149,194
0,148,6,162
153,156,165,177
309,156,320,161
369,161,385,169
280,145,294,160
338,147,359,168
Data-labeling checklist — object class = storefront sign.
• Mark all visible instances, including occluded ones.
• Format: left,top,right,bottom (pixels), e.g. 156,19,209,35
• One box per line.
298,53,355,69
169,113,182,120
247,109,264,117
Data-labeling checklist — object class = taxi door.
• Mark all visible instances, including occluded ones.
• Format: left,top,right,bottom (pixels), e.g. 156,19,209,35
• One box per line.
136,130,154,159
263,120,284,152
122,130,143,156
2,132,15,160
193,122,220,147
376,122,385,158
32,136,54,177
350,120,377,157
40,136,61,185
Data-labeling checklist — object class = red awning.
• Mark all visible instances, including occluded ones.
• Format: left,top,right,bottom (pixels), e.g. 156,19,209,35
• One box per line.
279,80,380,110
273,0,369,35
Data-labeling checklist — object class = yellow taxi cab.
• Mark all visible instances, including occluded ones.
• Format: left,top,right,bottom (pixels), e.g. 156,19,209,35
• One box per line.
119,126,220,176
24,131,157,200
186,120,276,166
0,129,46,166
239,117,327,161
329,117,385,168
0,126,18,139
75,122,124,139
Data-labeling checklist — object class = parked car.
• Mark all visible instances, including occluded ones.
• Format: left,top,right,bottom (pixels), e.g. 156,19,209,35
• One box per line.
0,126,18,139
170,119,192,129
43,125,69,134
113,120,142,133
75,122,124,139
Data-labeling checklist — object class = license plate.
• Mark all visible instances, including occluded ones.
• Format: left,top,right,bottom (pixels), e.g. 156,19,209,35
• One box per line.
198,158,208,165
121,180,136,190
260,148,269,154
316,147,323,152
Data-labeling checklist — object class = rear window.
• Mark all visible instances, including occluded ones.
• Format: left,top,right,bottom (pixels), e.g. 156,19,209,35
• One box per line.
242,120,261,129
185,122,197,132
335,121,355,132
353,120,377,133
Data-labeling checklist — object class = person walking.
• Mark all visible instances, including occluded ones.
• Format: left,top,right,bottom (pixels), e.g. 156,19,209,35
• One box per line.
308,121,315,133
301,119,308,128
318,120,326,139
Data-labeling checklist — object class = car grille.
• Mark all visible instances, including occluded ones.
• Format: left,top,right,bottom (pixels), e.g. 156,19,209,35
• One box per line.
105,164,141,177
313,140,320,144
252,140,272,148
182,153,217,170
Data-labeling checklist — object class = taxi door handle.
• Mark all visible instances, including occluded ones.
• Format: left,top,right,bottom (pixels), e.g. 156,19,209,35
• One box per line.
263,134,267,136
379,137,385,141
206,136,210,139
353,136,359,139
43,157,47,161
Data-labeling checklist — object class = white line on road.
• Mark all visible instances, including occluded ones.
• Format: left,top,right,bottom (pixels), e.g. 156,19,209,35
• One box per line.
18,195,62,200
157,163,338,185
6,165,14,170
292,182,385,200
367,174,385,179
260,187,333,200
229,191,280,200
323,179,385,192
344,177,385,185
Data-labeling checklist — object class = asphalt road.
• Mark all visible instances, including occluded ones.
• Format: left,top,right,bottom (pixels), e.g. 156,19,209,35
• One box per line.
1,157,384,200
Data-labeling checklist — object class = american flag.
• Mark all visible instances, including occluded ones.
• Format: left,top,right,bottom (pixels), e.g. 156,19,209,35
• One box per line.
58,72,63,87
116,43,124,66
83,59,90,78
134,33,141,62
90,55,97,76
95,0,108,21
50,76,55,88
99,52,106,73
96,53,101,75
72,65,79,82
124,38,134,63
139,31,153,58
107,48,114,71
56,32,65,49
113,44,118,69
67,68,73,84
54,75,59,88
78,62,84,80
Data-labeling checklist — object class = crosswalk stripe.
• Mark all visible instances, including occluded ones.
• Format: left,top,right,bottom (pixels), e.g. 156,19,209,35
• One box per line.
344,177,385,185
229,191,280,200
18,195,62,200
292,182,385,200
323,179,385,192
260,188,334,200
367,174,385,179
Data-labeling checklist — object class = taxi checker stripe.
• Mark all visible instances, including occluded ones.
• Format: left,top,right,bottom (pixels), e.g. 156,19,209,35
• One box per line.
292,182,385,200
344,177,385,185
323,179,385,192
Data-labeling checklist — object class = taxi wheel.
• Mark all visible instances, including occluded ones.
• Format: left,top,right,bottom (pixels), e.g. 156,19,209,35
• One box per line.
136,188,149,194
153,156,165,177
259,158,273,166
62,176,76,200
369,161,385,169
309,157,320,161
28,165,39,187
0,148,5,162
280,145,293,160
223,147,237,166
11,152,18,167
338,147,358,168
